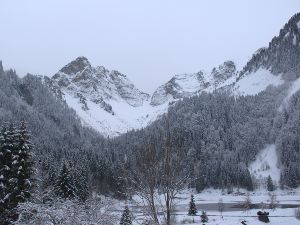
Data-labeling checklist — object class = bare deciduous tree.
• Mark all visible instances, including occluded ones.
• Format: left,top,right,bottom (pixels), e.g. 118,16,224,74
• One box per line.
218,198,224,218
127,117,188,225
268,193,279,211
242,193,252,215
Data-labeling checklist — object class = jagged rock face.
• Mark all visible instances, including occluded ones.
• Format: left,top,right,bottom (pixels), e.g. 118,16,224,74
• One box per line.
50,57,150,114
212,61,236,86
150,71,209,106
47,57,238,135
109,70,150,107
239,13,300,80
59,56,91,75
150,61,237,106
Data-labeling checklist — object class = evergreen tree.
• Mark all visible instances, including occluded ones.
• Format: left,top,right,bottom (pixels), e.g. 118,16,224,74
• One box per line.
188,194,197,216
0,125,13,224
0,122,33,224
2,124,18,223
267,175,275,191
55,162,77,199
73,167,89,201
120,205,132,225
11,122,33,205
200,210,208,223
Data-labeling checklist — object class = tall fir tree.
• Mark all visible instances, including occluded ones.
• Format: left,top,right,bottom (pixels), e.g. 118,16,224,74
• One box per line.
267,175,275,191
55,162,77,199
0,122,33,224
188,194,197,216
73,166,89,201
3,124,18,223
200,210,208,223
0,125,12,224
120,205,132,225
10,122,33,208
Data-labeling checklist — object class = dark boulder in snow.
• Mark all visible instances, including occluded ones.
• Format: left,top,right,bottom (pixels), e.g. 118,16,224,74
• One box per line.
257,211,270,223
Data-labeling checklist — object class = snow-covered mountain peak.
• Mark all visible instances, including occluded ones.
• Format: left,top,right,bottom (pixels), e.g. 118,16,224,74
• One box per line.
212,61,236,80
150,61,237,106
47,57,158,136
58,56,91,76
46,11,300,137
51,56,150,108
150,71,209,106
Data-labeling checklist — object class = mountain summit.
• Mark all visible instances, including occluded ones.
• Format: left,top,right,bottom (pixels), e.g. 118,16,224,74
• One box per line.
47,58,238,136
46,14,300,136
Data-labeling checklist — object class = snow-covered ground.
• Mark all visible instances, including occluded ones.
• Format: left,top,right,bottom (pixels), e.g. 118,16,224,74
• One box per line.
249,144,281,187
234,69,284,96
64,91,169,136
119,188,300,225
176,208,300,225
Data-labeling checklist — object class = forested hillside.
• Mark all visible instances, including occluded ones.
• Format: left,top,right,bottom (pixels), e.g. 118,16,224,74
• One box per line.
0,64,122,195
111,83,300,191
1,58,300,197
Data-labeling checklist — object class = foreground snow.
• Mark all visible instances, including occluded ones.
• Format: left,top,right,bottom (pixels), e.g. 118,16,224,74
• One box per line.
17,188,300,224
249,144,281,186
176,208,299,225
125,188,300,225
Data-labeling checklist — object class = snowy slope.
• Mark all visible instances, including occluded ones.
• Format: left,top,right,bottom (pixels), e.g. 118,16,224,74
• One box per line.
47,57,171,136
249,144,281,188
234,69,284,96
64,91,169,137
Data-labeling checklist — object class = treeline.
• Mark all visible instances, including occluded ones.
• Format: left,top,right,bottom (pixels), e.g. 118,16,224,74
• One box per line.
240,13,300,78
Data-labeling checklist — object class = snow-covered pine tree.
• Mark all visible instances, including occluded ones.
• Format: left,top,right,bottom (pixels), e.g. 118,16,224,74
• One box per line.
11,121,33,205
188,194,197,216
267,175,275,191
120,205,132,225
200,210,208,223
55,162,77,199
73,166,89,201
0,122,33,224
2,124,19,223
0,125,12,223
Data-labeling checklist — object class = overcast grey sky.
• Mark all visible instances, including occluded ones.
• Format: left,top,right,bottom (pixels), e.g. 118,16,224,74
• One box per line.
1,0,300,93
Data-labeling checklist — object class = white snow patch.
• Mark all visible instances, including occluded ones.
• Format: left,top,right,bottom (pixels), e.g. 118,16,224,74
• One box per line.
293,35,297,46
279,76,300,111
284,32,290,38
64,92,169,137
287,77,300,99
249,144,281,187
173,73,205,93
297,20,300,29
235,69,284,96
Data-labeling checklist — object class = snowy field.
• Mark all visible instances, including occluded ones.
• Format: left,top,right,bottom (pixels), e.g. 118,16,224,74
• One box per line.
175,208,299,225
118,188,300,225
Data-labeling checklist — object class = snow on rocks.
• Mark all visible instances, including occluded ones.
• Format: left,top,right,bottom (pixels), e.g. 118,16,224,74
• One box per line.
47,57,290,137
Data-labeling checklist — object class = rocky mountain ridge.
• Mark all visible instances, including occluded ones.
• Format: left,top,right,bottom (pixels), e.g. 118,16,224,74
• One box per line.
44,13,300,136
46,57,240,136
